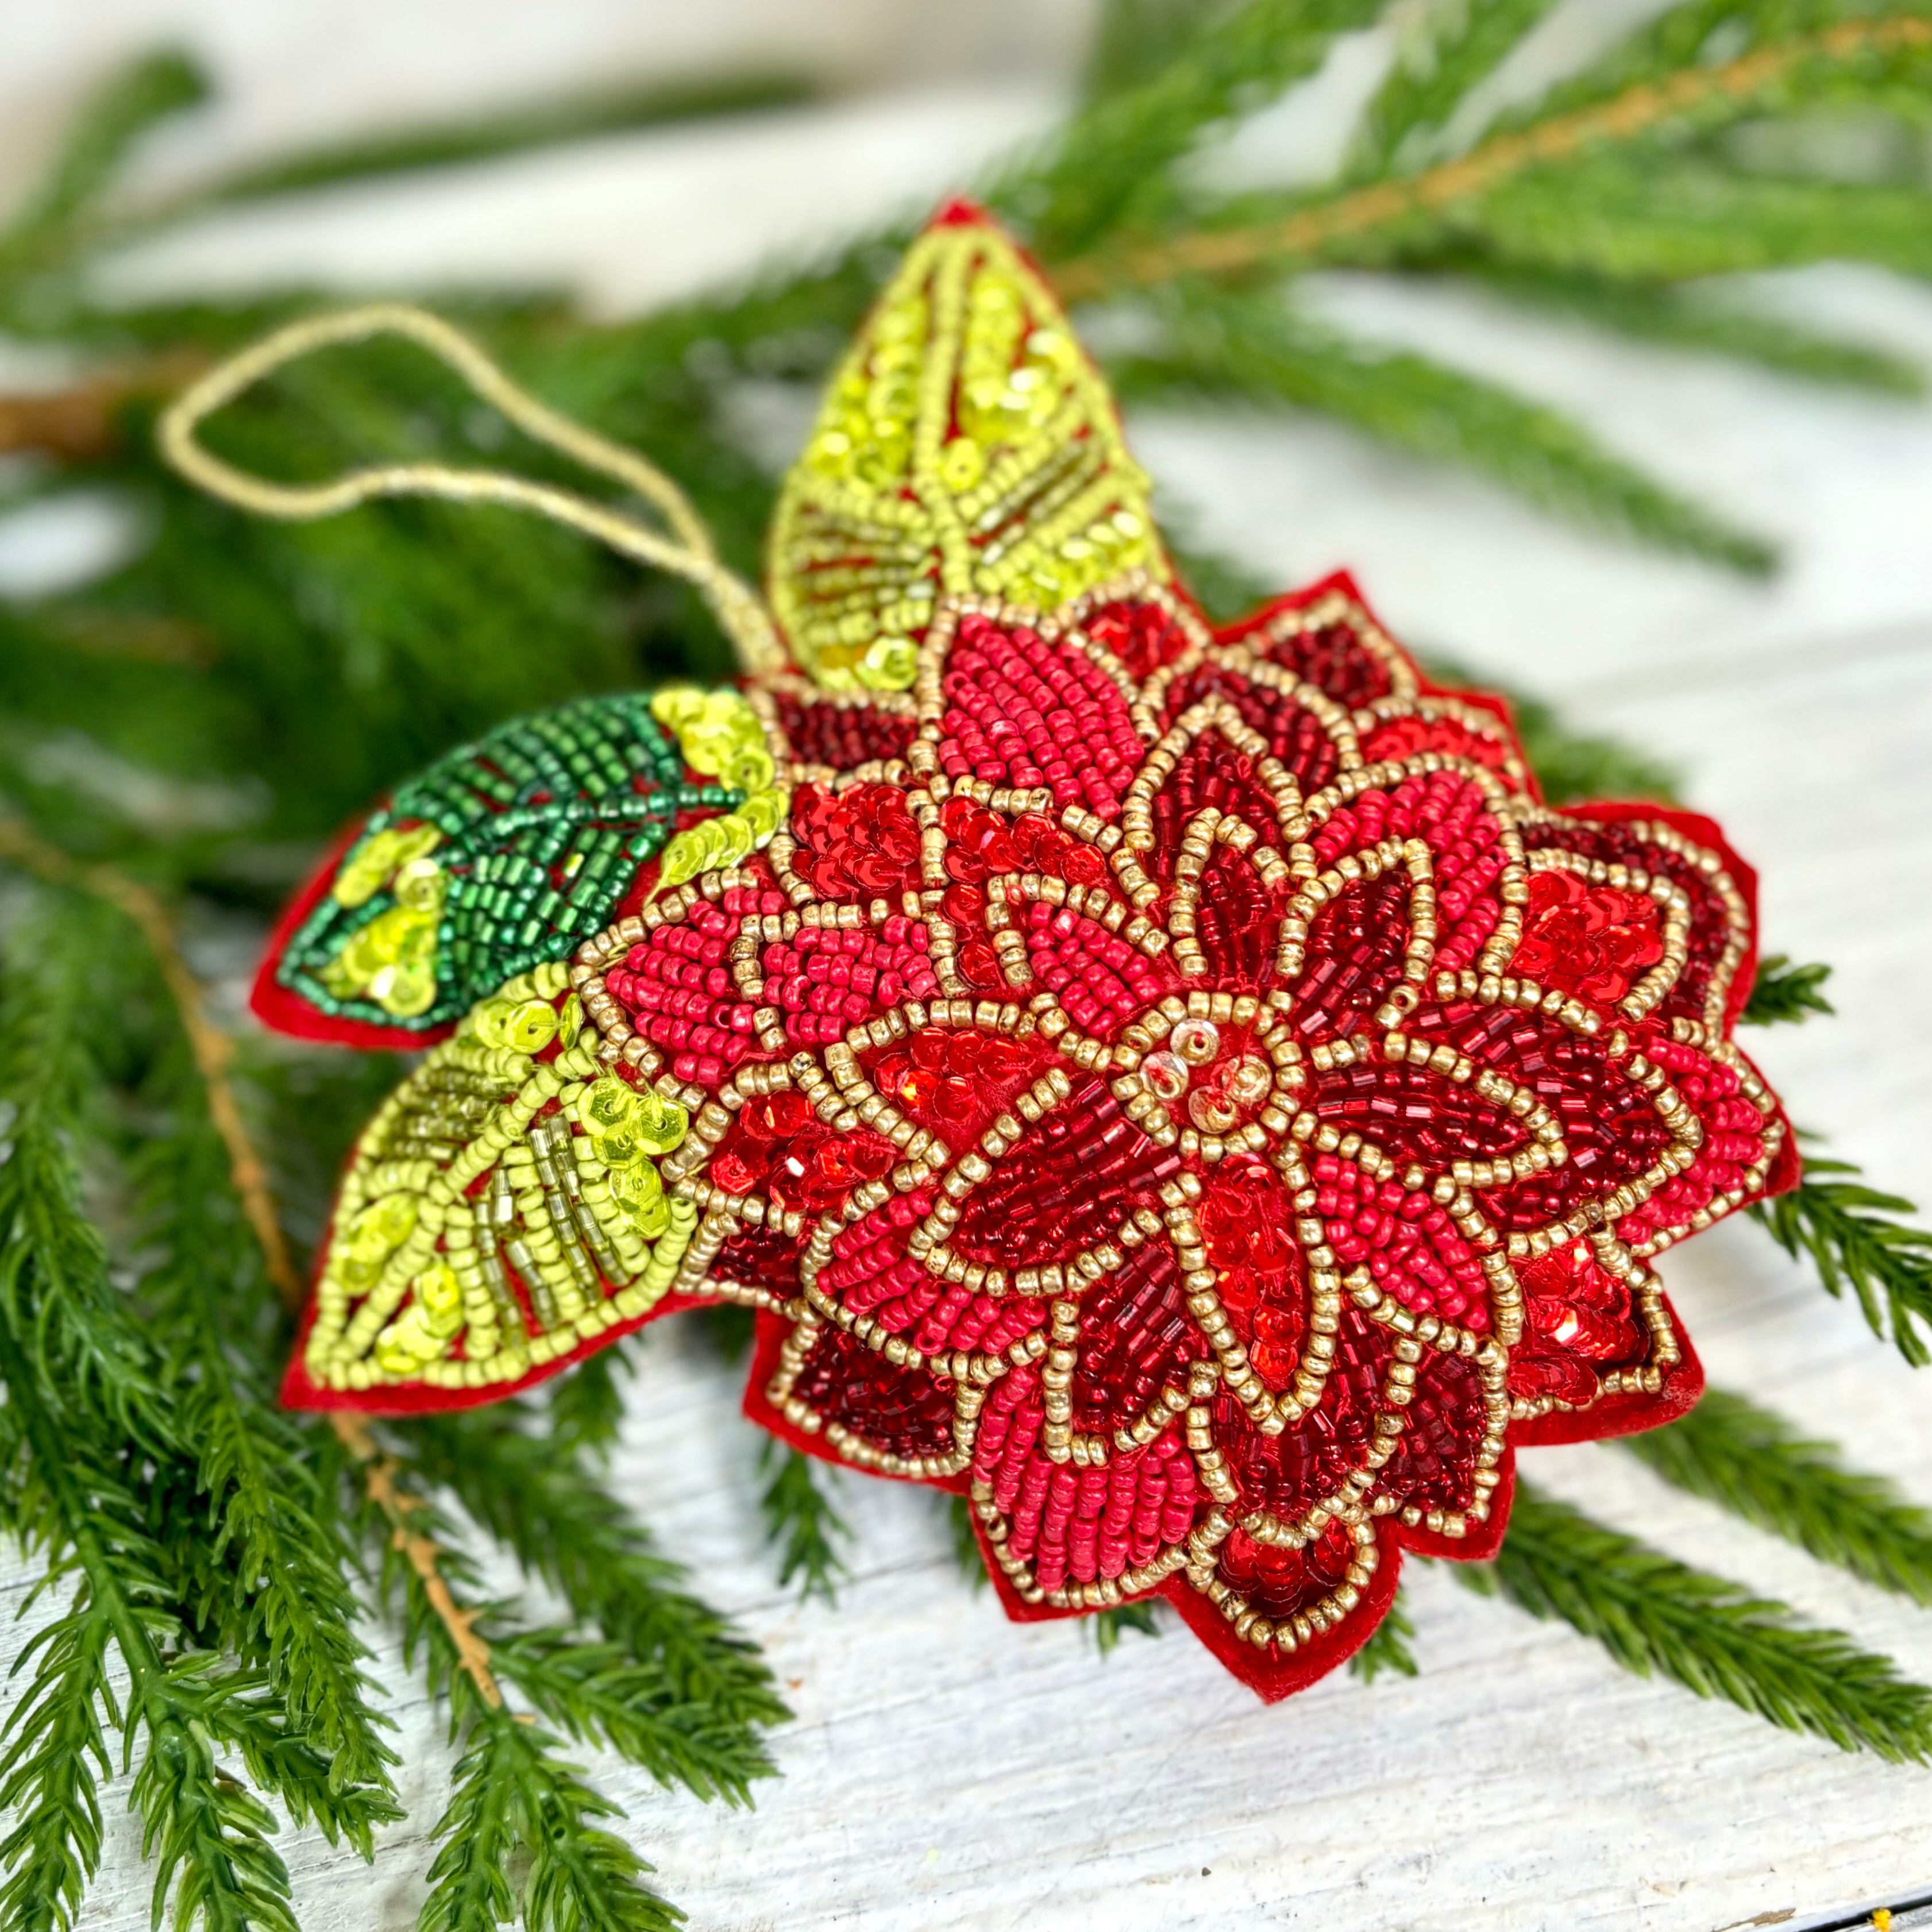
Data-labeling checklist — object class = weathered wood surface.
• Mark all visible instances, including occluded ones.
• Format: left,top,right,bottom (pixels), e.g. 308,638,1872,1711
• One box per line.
4,71,1932,1932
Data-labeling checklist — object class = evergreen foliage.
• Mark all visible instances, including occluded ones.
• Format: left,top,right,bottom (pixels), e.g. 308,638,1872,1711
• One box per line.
1744,954,1835,1025
1463,1483,1932,1763
1627,1389,1932,1606
1753,1156,1932,1366
1348,1590,1419,1682
2,2,1932,1921
757,1443,853,1605
1092,1602,1164,1655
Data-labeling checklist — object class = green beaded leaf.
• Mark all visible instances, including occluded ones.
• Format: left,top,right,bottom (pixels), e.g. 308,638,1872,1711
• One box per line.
266,692,744,1035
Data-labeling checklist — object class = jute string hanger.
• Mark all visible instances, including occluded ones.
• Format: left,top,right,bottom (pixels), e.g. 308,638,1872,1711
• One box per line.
159,302,786,678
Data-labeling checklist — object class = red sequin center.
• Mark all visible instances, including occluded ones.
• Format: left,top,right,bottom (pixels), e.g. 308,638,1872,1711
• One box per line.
1511,867,1664,1006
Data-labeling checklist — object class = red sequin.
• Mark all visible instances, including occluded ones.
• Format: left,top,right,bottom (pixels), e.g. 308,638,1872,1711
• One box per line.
1511,867,1664,1006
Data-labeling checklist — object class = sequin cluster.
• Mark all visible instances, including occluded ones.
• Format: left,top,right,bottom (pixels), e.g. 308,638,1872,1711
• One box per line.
296,957,700,1395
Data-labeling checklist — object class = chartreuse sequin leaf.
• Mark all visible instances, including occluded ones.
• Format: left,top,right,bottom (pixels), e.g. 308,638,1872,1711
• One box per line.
766,203,1171,692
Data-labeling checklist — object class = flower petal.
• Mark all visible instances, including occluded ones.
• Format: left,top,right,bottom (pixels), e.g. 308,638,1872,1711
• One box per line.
750,1308,969,1477
921,606,1151,820
1516,803,1761,1032
1214,575,1419,709
968,1367,1201,1601
752,672,917,777
947,1070,1184,1270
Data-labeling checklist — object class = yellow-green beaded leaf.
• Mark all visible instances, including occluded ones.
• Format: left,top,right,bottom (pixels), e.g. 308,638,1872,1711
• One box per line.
766,206,1171,689
292,965,700,1405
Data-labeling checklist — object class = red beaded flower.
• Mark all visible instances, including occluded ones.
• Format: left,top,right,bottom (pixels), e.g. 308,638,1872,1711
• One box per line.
257,204,1794,1700
555,574,1791,1698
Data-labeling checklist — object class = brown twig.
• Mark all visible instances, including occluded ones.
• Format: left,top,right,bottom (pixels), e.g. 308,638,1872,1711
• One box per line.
340,1422,504,1710
1050,14,1932,300
0,352,205,461
0,817,505,1710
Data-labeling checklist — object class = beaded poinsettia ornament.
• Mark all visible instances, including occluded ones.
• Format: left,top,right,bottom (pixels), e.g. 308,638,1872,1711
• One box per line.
191,203,1795,1699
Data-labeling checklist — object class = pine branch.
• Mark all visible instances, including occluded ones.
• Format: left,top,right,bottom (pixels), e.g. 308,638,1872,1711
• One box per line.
1051,13,1932,295
1349,1590,1420,1682
1752,1156,1932,1367
1353,0,1564,171
0,898,304,1932
1111,287,1773,569
1743,954,1834,1025
131,1096,401,1818
1625,1389,1932,1606
1079,0,1228,105
1463,263,1926,395
696,1302,757,1362
356,1463,688,1931
1466,158,1932,284
422,1715,682,1932
758,1443,851,1605
0,889,185,1424
546,1345,633,1459
0,51,207,281
184,71,814,207
1501,687,1682,804
401,1409,788,1735
1006,0,1388,260
487,1628,767,1807
0,1319,299,1932
1092,1602,1163,1655
946,1494,989,1591
1464,1482,1932,1761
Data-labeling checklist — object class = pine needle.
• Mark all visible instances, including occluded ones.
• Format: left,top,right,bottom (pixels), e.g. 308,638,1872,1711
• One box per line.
546,1345,633,1459
361,1470,691,1928
186,71,815,207
421,1714,684,1932
1464,1483,1932,1762
0,50,207,281
1753,1156,1932,1367
1353,0,1564,171
1112,287,1775,570
946,1494,990,1591
758,1443,852,1605
1626,1389,1932,1607
1743,955,1834,1026
1008,0,1388,260
1462,263,1927,396
131,1057,400,1818
1349,1590,1420,1682
403,1409,788,1740
1487,681,1681,805
1093,1602,1164,1656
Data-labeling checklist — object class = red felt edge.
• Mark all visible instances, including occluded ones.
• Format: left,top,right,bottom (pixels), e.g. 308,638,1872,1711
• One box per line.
1510,1298,1706,1449
1162,1532,1403,1702
280,1281,712,1416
